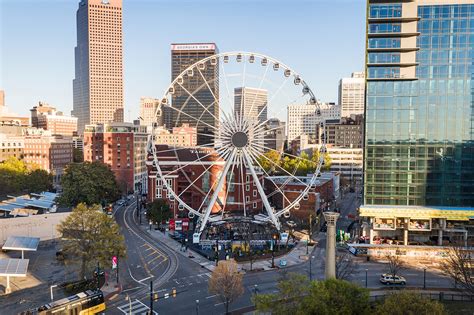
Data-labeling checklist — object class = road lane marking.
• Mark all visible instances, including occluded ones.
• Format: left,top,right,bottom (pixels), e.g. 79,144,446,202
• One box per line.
138,276,154,283
206,294,218,299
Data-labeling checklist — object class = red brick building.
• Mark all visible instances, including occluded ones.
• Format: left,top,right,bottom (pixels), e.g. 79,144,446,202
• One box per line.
147,145,264,219
30,102,78,136
84,122,148,194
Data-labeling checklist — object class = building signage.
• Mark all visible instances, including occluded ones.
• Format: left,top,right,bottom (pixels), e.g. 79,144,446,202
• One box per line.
171,44,216,51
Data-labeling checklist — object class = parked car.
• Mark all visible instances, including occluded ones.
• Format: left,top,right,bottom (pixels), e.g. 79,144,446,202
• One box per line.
116,199,126,206
380,273,406,285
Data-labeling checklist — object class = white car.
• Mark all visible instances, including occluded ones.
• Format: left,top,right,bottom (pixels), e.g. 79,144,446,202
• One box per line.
380,273,406,285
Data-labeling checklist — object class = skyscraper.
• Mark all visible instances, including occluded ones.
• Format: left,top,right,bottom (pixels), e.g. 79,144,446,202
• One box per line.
140,97,162,127
338,72,365,117
73,0,124,134
361,1,474,246
170,43,218,145
234,87,268,124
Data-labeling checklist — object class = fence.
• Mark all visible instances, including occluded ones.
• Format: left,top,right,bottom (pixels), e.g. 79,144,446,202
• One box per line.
369,290,474,302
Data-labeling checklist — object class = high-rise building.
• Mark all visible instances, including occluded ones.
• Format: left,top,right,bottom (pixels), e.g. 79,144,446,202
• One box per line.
153,123,197,147
140,97,162,128
324,115,364,148
338,72,365,117
264,118,286,152
287,103,341,142
31,102,78,137
83,122,148,194
73,0,123,134
234,87,268,124
361,0,474,247
170,43,218,145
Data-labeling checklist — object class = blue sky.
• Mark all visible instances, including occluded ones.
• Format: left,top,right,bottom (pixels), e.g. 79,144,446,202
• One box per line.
0,0,366,120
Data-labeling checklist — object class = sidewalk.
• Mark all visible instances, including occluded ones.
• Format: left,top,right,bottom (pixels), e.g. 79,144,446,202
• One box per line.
101,281,122,301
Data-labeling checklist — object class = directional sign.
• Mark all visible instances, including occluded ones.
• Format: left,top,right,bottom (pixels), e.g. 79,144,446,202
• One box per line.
112,256,117,269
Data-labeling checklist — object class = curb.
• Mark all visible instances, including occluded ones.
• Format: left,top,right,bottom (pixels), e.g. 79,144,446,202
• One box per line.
104,284,122,301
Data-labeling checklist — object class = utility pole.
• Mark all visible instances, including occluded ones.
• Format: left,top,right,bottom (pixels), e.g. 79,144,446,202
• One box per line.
150,280,154,315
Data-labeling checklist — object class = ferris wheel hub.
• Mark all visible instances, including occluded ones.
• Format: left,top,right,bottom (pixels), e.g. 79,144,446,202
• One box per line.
231,131,249,148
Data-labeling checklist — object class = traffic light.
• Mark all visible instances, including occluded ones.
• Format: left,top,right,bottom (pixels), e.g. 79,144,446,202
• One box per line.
172,288,177,298
153,293,159,301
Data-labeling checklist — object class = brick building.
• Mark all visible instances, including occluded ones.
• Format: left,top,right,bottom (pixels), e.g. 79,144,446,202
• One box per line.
153,124,197,147
30,102,78,136
147,145,264,220
23,129,73,187
84,122,148,194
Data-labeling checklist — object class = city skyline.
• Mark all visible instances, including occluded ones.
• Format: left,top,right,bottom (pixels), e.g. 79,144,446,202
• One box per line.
0,0,366,121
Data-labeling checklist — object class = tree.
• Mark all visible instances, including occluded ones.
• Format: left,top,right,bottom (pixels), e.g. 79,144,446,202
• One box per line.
256,150,281,173
208,259,244,314
146,199,172,225
386,254,404,279
59,161,121,207
311,149,332,172
57,203,126,279
254,274,370,315
336,251,357,280
73,148,84,163
440,245,474,294
374,291,446,315
27,169,53,193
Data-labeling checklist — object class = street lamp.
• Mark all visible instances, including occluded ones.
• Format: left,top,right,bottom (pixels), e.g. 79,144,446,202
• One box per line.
254,284,258,295
50,284,58,301
309,255,315,281
271,234,277,268
423,268,427,289
196,299,200,315
365,269,368,288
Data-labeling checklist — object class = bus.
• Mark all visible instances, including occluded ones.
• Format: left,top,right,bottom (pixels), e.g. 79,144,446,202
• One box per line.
22,290,105,315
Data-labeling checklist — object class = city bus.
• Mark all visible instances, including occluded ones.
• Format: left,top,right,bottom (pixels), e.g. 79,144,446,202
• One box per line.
22,290,105,315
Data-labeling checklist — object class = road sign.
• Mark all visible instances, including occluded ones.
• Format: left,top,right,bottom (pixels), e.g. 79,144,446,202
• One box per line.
112,256,117,269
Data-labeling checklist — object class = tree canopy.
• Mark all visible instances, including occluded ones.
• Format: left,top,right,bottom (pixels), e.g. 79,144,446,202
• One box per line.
59,161,121,207
146,199,172,225
255,149,331,176
254,274,370,315
374,291,446,315
209,259,244,314
0,157,53,195
57,203,126,279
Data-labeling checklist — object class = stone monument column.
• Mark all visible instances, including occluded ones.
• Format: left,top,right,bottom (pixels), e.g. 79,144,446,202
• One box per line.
323,211,340,279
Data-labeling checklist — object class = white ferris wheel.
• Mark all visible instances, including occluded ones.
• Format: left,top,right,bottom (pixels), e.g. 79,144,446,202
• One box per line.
149,51,327,236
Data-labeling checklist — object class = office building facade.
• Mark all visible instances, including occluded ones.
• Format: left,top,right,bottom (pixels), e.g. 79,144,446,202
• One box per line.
339,72,366,117
140,97,162,128
234,87,268,124
72,0,123,134
31,102,78,137
362,0,474,246
170,43,218,145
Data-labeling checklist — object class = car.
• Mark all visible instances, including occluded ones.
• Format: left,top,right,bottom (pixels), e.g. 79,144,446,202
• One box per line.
116,200,125,206
379,273,406,285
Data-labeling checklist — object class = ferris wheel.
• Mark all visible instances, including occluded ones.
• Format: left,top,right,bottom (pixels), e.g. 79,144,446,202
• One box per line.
149,51,327,235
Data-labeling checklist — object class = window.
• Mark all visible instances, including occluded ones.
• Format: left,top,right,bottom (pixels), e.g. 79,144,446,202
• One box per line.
253,190,257,197
246,185,250,191
368,38,401,49
246,196,250,203
253,202,257,209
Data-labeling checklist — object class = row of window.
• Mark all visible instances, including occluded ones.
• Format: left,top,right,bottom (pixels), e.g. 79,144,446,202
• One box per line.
369,23,401,34
369,4,402,19
418,19,474,33
418,34,474,48
368,67,400,79
418,5,474,19
368,38,401,49
368,52,401,64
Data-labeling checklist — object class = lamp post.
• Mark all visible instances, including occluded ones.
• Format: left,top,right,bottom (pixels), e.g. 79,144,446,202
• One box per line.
423,268,427,289
309,255,315,281
254,284,258,295
365,269,368,288
271,234,277,268
196,299,200,315
323,212,340,279
50,284,58,301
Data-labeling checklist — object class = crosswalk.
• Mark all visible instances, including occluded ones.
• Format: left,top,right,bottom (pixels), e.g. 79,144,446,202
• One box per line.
117,299,158,315
167,272,212,287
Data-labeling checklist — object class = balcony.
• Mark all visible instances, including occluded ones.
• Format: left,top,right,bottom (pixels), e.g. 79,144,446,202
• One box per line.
367,47,419,52
368,16,420,23
368,31,420,38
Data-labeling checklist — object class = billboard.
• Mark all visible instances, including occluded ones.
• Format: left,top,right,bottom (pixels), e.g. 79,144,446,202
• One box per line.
171,43,216,51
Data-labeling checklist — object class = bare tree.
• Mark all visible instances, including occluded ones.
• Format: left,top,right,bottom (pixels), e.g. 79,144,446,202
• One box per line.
386,254,405,278
209,259,244,314
440,245,474,294
336,251,357,280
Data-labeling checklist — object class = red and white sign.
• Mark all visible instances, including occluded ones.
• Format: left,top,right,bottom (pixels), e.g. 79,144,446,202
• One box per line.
112,256,117,269
169,218,189,231
171,43,216,51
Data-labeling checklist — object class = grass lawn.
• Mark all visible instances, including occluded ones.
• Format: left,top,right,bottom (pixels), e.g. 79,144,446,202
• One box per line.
443,301,474,315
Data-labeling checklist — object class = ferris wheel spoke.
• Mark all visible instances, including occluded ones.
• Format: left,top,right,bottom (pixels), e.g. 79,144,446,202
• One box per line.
242,148,280,230
163,150,218,176
238,57,248,129
165,104,220,133
246,62,270,122
152,142,215,155
238,153,247,216
219,58,239,124
177,83,221,126
218,151,238,219
252,142,318,166
199,149,237,233
178,162,216,198
246,147,293,207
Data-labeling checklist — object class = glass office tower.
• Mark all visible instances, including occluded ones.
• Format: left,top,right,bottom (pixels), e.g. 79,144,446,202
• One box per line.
362,1,474,246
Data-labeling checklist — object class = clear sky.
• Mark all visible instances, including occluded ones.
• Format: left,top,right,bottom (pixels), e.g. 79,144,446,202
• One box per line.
0,0,366,120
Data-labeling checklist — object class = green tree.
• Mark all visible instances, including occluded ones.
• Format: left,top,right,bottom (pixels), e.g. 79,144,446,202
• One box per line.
374,291,446,315
256,150,281,173
57,203,126,279
254,274,370,315
59,161,121,207
27,169,53,193
73,148,84,163
0,157,28,195
146,199,172,225
311,149,332,172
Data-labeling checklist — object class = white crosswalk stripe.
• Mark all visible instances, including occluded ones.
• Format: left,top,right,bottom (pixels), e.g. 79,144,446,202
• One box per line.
117,299,158,315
